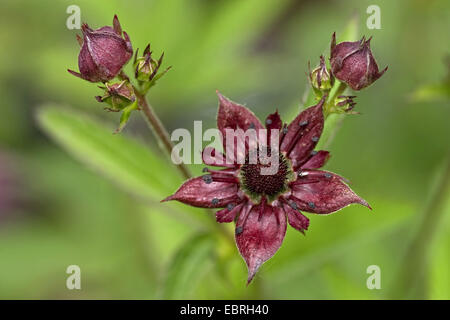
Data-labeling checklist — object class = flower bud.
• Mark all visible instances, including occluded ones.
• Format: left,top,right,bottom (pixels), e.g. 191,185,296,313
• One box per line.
96,80,136,111
309,55,334,93
68,15,133,83
330,33,387,90
134,44,171,86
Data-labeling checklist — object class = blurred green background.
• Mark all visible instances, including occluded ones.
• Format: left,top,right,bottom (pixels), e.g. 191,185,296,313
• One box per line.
0,0,449,299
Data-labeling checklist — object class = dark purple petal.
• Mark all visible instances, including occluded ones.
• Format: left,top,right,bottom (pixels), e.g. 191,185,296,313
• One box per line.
86,31,132,79
112,14,122,35
265,111,282,131
216,91,263,160
162,176,240,208
301,150,330,170
78,39,103,82
67,69,83,80
96,26,116,34
235,201,287,284
265,111,282,143
282,202,309,234
280,97,325,168
216,202,244,223
290,170,371,214
202,147,235,168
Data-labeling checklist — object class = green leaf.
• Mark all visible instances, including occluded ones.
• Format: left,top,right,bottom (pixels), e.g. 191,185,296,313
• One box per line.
36,105,182,202
160,233,216,299
115,100,139,134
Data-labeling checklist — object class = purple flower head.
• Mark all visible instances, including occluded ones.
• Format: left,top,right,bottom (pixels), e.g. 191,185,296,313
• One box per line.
163,92,370,284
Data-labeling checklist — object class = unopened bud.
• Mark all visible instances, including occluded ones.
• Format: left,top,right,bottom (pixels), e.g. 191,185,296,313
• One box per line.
134,44,171,88
68,15,133,83
330,33,387,90
309,55,334,93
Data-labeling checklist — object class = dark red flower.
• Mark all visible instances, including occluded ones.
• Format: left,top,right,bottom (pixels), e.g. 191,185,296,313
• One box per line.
68,15,133,83
330,32,387,90
163,92,370,284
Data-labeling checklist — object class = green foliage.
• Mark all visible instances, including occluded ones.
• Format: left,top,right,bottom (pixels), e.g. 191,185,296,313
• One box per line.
0,0,449,299
36,105,181,201
160,233,216,299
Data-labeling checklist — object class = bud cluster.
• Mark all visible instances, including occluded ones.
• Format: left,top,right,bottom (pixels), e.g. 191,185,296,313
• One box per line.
307,32,387,117
67,15,170,132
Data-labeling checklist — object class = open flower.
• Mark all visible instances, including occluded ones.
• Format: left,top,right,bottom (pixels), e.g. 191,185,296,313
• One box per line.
163,92,370,284
68,15,133,83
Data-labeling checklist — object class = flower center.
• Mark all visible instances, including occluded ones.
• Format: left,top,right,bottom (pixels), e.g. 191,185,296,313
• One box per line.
239,148,293,203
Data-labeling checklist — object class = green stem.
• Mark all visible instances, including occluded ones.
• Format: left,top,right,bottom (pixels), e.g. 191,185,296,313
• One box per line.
118,70,191,180
316,82,348,150
134,90,192,180
324,81,347,118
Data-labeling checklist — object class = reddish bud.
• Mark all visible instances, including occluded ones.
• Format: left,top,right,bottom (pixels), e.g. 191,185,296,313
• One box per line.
330,33,387,90
68,15,133,83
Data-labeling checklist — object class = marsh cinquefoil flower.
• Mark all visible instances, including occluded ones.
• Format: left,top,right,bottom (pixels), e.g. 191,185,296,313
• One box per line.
68,15,133,83
163,92,371,284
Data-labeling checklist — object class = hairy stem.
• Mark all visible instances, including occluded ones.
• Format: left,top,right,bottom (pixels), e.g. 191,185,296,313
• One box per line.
324,81,347,118
134,90,191,180
316,82,348,150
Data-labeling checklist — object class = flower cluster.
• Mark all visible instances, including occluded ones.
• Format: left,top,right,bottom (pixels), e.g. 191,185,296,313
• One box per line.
67,17,386,285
